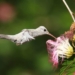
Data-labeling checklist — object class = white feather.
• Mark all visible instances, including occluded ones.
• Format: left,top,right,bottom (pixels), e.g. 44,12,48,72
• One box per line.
11,31,35,45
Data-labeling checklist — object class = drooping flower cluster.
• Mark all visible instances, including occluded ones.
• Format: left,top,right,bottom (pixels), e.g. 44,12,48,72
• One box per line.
46,22,75,67
46,36,74,67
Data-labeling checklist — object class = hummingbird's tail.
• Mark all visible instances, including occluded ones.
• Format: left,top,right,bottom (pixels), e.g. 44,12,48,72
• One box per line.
0,34,14,40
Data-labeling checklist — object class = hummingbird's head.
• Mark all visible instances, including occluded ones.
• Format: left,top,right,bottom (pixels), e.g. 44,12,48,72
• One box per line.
35,26,56,39
36,26,49,35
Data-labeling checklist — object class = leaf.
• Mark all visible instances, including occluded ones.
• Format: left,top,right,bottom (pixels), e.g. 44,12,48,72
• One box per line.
67,67,75,75
67,73,73,75
59,58,75,75
59,65,67,75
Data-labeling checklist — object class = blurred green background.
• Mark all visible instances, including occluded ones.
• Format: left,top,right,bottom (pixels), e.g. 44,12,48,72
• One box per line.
0,0,74,75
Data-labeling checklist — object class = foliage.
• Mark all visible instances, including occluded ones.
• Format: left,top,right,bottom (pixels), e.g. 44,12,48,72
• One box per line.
59,58,75,75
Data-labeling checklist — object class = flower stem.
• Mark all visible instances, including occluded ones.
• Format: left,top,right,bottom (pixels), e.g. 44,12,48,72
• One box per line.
62,0,75,22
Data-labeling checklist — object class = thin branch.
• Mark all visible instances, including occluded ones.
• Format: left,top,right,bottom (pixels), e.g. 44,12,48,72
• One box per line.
62,0,75,22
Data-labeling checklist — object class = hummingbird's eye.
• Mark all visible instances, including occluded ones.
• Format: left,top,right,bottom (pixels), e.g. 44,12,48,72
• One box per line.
44,29,46,31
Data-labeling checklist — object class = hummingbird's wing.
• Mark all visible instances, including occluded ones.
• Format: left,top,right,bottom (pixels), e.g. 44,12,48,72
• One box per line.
20,32,35,44
11,31,35,45
0,31,35,45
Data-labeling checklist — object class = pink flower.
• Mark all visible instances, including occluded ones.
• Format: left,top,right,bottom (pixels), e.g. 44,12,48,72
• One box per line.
46,36,73,67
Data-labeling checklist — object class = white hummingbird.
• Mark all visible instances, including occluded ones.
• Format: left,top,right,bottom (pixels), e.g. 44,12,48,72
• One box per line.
0,26,56,45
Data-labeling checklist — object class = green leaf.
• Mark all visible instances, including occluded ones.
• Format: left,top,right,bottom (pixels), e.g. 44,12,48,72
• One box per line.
59,58,75,75
67,67,75,75
59,66,67,75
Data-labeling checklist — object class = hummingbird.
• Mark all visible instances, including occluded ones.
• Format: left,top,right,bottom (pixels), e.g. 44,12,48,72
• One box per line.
0,26,56,45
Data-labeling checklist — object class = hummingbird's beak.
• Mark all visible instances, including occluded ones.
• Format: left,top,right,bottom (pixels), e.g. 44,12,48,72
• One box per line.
47,32,56,39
